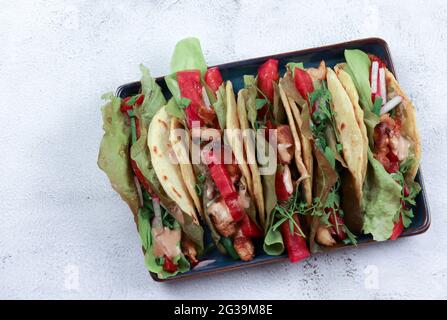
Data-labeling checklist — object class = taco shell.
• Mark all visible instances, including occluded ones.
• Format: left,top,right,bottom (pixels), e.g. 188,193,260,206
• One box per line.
148,106,198,224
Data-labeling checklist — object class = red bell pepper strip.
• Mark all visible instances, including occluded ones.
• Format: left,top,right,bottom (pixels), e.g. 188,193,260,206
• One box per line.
177,70,205,129
258,59,279,102
390,215,404,240
205,67,223,93
240,215,263,238
257,59,279,119
280,214,310,263
203,149,245,222
275,165,293,201
209,164,237,199
328,209,347,241
162,255,178,273
294,67,315,112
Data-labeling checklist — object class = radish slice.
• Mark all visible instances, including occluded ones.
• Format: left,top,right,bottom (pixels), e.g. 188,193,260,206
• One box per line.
283,165,293,194
152,197,163,230
381,96,402,115
134,176,144,207
370,61,379,94
379,68,387,104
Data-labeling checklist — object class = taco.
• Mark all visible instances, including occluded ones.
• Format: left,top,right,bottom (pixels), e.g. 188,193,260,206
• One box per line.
164,38,263,261
239,58,311,263
98,65,204,279
341,49,421,241
281,60,364,252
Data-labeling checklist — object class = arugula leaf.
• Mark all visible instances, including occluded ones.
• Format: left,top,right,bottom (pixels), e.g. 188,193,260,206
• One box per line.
256,98,268,110
194,183,202,196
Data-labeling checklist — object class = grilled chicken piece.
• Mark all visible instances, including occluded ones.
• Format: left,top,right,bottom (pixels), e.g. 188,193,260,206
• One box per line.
181,237,198,267
316,225,337,247
276,125,295,165
207,198,237,238
307,60,327,81
233,229,255,261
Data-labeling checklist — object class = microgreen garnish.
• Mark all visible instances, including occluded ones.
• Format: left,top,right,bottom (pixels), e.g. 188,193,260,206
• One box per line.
271,187,306,238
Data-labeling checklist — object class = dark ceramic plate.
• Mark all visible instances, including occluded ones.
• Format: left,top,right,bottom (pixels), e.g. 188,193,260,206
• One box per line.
116,38,430,282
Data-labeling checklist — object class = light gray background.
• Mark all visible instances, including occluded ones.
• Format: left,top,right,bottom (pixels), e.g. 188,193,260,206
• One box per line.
1,0,446,299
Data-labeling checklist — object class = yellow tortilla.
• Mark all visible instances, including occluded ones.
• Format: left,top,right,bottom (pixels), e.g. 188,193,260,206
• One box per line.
225,81,253,196
237,89,265,227
334,63,369,182
148,106,198,224
279,73,313,204
169,117,203,217
278,84,311,203
385,68,421,182
326,68,364,203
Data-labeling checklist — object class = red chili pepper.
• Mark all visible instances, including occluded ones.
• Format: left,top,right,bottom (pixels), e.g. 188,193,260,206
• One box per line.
240,214,263,238
390,215,404,240
162,255,178,273
294,67,315,106
177,70,205,128
280,214,310,263
258,59,279,102
275,165,293,201
328,209,347,241
205,67,223,93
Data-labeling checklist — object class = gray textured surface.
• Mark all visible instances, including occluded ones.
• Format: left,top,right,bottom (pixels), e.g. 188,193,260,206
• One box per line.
1,0,446,299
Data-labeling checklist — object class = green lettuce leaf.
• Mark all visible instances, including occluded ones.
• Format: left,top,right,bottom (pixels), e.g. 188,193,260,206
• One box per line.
170,37,207,76
243,75,258,128
97,93,139,215
145,248,191,280
138,207,152,251
344,49,379,144
263,226,284,256
139,64,167,126
286,62,304,77
165,97,185,120
212,83,227,129
362,150,402,241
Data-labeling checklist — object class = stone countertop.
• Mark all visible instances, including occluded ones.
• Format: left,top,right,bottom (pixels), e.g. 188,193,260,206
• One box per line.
1,0,446,299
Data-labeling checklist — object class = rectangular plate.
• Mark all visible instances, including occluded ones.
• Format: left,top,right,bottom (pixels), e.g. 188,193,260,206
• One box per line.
116,38,431,282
